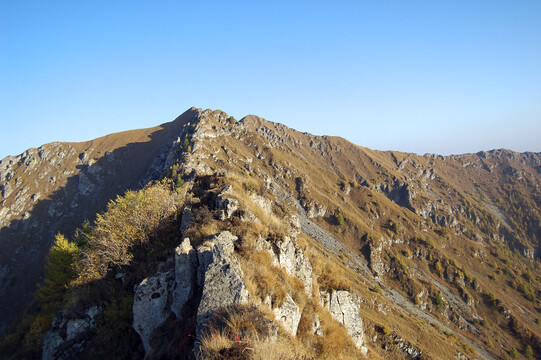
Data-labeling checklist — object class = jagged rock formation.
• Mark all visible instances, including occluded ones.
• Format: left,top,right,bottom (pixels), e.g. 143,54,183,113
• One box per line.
1,107,540,359
320,290,366,350
42,307,101,360
194,232,251,351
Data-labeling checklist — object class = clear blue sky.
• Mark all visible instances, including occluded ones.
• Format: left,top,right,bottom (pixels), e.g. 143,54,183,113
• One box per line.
1,1,540,159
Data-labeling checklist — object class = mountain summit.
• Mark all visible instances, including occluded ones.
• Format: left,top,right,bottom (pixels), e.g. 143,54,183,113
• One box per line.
1,108,540,359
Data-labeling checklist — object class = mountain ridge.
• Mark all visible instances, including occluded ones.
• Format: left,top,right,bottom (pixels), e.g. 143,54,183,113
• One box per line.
0,107,540,359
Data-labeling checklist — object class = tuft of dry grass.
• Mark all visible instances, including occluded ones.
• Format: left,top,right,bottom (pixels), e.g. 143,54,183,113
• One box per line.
306,246,352,292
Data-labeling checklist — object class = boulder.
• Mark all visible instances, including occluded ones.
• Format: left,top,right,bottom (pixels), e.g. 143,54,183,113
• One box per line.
195,232,251,351
272,294,301,337
133,272,173,354
321,290,366,349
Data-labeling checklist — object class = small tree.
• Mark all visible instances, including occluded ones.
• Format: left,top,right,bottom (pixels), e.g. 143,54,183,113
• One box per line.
334,210,346,225
35,233,78,313
509,347,519,359
524,345,534,359
433,292,444,307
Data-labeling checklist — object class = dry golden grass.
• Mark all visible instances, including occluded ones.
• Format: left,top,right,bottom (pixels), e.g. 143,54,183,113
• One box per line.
305,246,352,292
239,249,288,307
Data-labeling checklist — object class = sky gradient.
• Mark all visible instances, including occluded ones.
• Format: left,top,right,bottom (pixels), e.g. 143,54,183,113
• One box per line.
1,1,540,159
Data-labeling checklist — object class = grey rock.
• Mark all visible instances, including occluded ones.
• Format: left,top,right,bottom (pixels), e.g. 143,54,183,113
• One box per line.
0,182,12,198
179,204,193,234
195,232,251,351
77,171,95,196
42,313,65,360
267,235,313,295
42,306,101,360
171,238,197,318
312,315,323,336
322,290,366,349
133,272,172,354
272,293,301,337
215,186,239,219
223,198,239,218
250,193,273,217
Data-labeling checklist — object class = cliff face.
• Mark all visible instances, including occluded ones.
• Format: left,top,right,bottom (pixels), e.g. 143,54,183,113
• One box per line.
1,108,540,359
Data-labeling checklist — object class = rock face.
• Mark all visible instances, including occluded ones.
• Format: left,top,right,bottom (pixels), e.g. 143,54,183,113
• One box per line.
42,307,101,360
133,272,173,354
195,232,251,346
131,232,251,357
272,293,301,336
171,238,198,318
215,185,239,219
321,290,366,349
273,236,313,295
258,234,313,295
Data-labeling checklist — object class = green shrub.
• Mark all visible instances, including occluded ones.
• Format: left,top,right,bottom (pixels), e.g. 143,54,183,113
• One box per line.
174,177,185,190
433,292,444,307
524,345,534,359
334,210,346,226
36,233,78,314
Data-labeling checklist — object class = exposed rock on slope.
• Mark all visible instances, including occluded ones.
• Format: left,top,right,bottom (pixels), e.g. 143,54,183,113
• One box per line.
2,107,541,360
0,109,199,332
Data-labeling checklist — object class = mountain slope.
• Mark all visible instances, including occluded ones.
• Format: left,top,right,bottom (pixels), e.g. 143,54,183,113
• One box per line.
0,108,540,359
0,108,199,332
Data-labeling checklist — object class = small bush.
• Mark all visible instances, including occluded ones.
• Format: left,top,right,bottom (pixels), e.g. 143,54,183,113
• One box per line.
433,292,444,307
174,177,185,190
333,210,346,226
75,180,182,284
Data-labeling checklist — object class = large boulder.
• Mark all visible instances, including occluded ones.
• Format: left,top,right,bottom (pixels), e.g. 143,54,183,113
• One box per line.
195,232,251,350
133,272,173,354
321,290,366,350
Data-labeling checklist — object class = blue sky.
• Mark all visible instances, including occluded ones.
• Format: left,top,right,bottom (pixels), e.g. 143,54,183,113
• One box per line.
1,1,540,159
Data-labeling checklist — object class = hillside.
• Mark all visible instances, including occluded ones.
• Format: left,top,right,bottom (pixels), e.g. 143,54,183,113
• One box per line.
0,108,199,333
0,108,540,359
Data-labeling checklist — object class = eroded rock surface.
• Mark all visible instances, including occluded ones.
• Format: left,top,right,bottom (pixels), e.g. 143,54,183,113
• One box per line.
272,293,301,336
195,232,251,345
42,306,101,360
321,290,366,349
133,272,173,353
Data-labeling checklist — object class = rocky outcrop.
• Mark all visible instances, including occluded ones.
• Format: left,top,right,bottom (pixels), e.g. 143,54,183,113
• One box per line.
133,272,173,354
42,306,101,360
179,205,193,234
195,232,251,348
272,294,301,336
256,233,313,295
132,232,251,357
215,185,239,219
321,290,366,350
171,238,198,318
